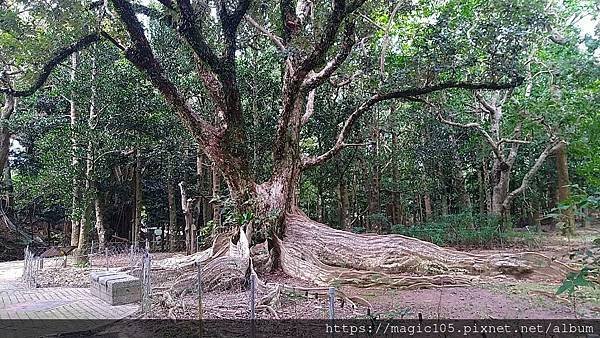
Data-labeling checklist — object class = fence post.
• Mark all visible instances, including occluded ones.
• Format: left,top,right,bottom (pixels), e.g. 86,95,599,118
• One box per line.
196,259,203,320
129,244,134,271
250,273,256,338
105,247,109,271
22,246,28,285
250,273,256,320
141,252,152,316
328,287,335,320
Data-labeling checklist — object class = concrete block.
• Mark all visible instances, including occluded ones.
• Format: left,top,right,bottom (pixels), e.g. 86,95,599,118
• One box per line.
90,272,141,305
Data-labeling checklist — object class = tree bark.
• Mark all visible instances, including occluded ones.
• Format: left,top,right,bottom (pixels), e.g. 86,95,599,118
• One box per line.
449,135,470,211
94,193,106,250
0,96,14,176
133,149,142,246
0,66,15,173
77,48,100,262
179,181,196,255
68,53,81,248
167,180,177,251
478,165,486,214
391,130,402,225
0,70,15,214
556,143,575,235
368,113,381,231
211,163,221,228
337,179,349,230
423,193,432,221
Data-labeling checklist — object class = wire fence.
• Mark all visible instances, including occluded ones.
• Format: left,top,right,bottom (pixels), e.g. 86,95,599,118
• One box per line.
22,246,42,288
22,241,353,321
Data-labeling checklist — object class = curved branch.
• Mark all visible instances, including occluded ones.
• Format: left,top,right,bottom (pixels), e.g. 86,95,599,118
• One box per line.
433,108,503,161
300,88,316,126
0,33,101,97
301,78,523,170
296,0,349,76
111,0,213,142
244,15,285,51
244,14,293,71
302,22,356,91
502,140,565,211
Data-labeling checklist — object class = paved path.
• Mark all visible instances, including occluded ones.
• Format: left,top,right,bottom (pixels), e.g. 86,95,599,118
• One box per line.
0,260,139,337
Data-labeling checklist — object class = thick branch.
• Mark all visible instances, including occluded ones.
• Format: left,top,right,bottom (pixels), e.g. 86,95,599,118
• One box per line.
0,33,101,97
111,0,213,142
176,0,221,72
506,122,523,167
296,0,349,77
300,89,316,125
502,140,565,210
433,109,503,161
301,78,522,169
219,0,251,62
280,0,298,45
302,22,355,91
244,14,294,72
474,91,498,116
245,15,285,51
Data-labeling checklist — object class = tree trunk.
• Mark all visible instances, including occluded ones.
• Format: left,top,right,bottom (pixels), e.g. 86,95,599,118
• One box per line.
211,163,221,228
133,150,142,246
423,193,432,221
337,179,349,230
391,131,401,225
0,97,14,177
0,66,15,173
76,49,99,262
179,181,196,255
76,138,95,264
449,134,470,211
167,181,177,251
556,143,575,235
195,145,207,240
483,160,493,214
2,161,13,209
491,157,511,216
94,192,106,250
69,53,81,248
0,75,15,212
368,117,381,231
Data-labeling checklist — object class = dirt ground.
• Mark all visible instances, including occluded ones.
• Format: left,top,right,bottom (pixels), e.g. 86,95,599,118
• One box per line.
37,227,600,320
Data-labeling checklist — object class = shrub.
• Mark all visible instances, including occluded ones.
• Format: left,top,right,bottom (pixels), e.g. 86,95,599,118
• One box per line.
391,212,505,246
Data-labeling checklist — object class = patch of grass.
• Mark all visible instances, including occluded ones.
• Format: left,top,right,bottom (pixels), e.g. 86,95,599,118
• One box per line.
74,261,90,268
503,229,543,248
391,212,504,247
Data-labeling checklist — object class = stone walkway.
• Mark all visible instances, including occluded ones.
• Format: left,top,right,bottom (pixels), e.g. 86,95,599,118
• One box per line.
0,260,139,337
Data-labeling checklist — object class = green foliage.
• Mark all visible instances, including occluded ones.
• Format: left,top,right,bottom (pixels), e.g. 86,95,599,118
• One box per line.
391,212,505,246
557,267,597,296
546,185,600,224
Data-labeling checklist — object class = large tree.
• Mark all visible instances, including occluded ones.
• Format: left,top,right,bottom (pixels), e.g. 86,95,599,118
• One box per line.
1,0,571,289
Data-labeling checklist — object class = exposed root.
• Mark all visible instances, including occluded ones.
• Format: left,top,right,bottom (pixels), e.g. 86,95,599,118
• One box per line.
278,211,575,289
257,305,279,319
151,210,575,304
